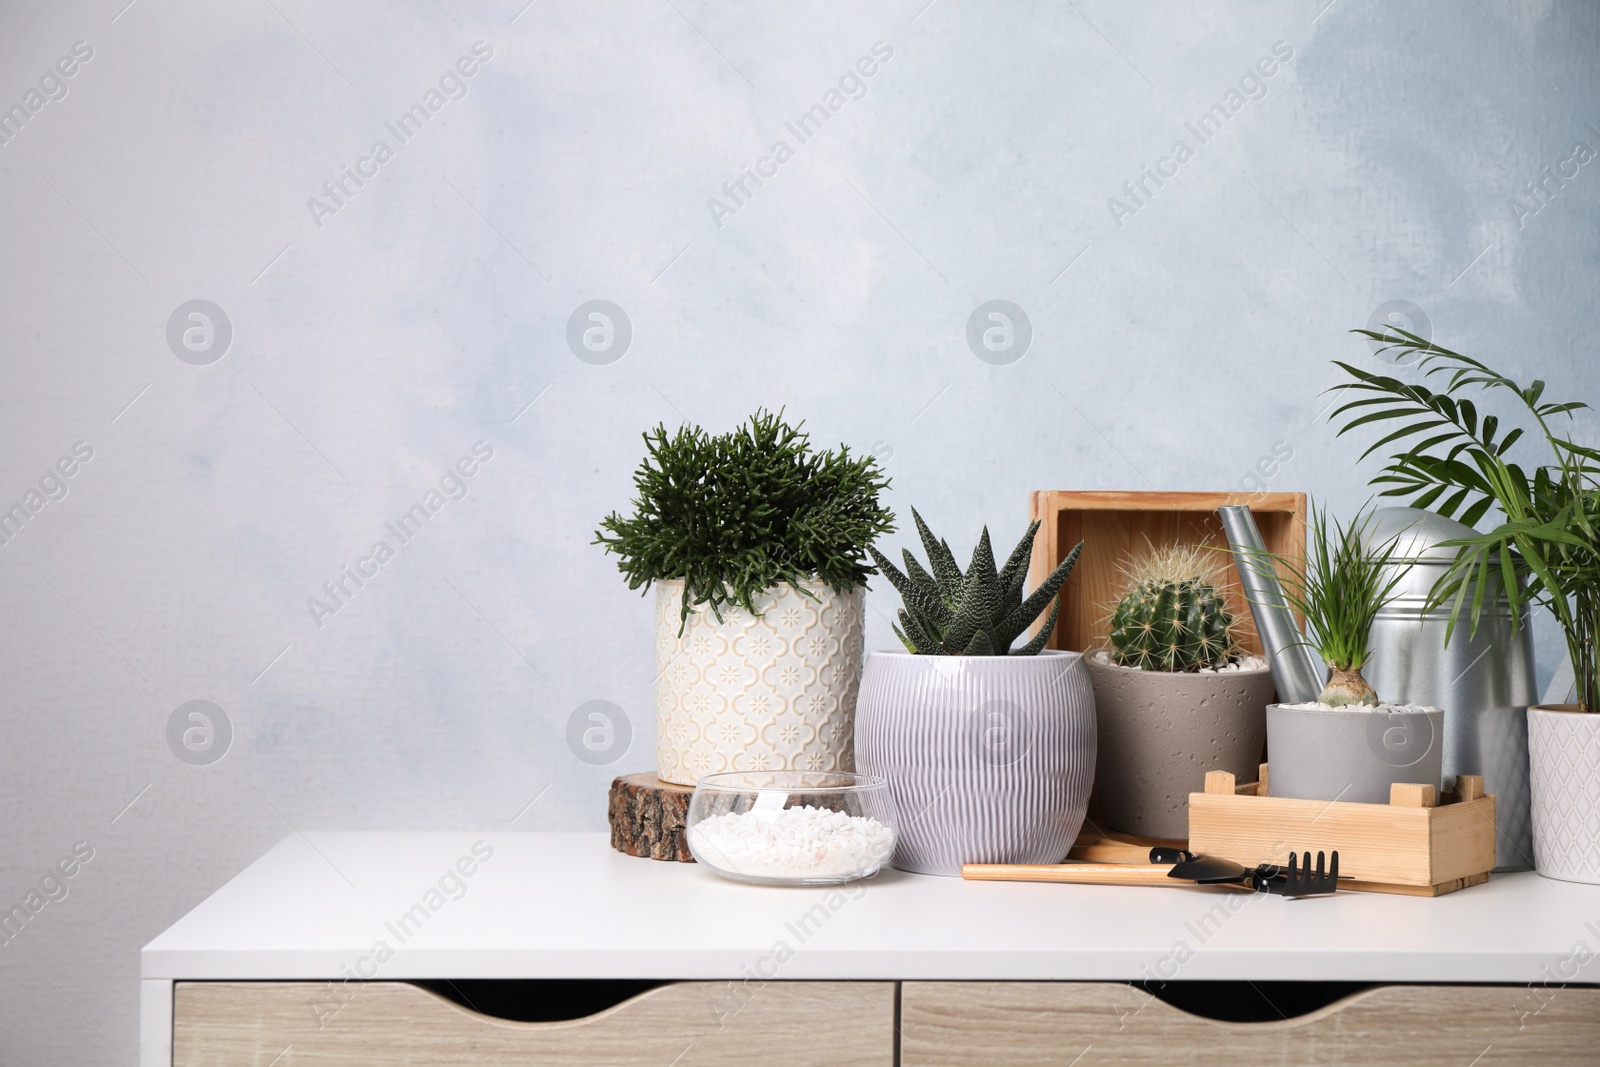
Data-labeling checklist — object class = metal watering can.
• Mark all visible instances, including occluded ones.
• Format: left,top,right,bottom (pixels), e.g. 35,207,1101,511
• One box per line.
1360,507,1535,870
1218,504,1534,869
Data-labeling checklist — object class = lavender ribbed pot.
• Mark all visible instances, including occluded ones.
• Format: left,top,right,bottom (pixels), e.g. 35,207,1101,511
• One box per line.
854,649,1096,876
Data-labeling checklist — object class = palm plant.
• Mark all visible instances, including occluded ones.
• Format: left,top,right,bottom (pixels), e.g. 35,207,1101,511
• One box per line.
1331,330,1600,712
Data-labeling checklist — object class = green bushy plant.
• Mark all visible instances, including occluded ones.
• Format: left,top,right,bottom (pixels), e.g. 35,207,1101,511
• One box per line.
594,409,893,629
870,508,1082,656
1109,544,1238,671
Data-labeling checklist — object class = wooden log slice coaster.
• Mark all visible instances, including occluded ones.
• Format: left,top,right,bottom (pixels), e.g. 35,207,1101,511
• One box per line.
608,773,695,862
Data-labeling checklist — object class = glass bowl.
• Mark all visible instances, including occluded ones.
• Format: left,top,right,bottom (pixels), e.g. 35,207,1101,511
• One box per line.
686,771,898,886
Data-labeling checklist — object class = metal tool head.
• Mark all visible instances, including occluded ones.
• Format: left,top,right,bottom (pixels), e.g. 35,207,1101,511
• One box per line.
1149,846,1341,897
1253,851,1340,898
1169,853,1253,885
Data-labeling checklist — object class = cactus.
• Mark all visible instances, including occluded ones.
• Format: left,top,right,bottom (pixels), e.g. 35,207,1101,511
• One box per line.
869,508,1082,656
1109,544,1238,671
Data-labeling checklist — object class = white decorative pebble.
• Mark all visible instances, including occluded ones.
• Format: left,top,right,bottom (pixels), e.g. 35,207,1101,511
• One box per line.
1277,701,1441,713
688,805,895,881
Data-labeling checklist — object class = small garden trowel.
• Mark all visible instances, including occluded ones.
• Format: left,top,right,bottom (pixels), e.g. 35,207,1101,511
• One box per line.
962,846,1339,898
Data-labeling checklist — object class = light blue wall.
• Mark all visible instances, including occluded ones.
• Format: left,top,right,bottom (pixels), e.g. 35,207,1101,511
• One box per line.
1,0,1596,1060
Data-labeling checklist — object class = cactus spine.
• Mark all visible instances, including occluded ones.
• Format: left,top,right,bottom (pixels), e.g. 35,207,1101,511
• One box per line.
1109,544,1238,672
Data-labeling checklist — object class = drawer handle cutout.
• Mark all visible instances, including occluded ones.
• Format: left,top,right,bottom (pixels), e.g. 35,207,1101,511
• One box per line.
1139,981,1375,1023
415,979,669,1023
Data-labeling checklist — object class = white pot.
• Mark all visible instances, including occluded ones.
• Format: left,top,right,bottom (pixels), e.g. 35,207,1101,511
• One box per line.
654,579,863,786
855,649,1097,876
1528,704,1600,885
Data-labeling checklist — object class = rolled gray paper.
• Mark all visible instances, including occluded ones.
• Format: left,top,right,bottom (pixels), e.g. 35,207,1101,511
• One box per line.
1217,505,1327,704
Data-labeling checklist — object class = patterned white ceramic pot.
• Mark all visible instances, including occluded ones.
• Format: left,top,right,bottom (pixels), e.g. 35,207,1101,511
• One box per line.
854,649,1097,876
1527,704,1600,885
654,579,863,786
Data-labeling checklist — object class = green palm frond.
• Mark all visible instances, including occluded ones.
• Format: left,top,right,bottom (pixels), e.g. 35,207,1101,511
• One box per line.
1331,329,1600,711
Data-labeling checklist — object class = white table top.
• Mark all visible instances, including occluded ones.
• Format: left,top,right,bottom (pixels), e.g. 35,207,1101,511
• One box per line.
142,832,1600,983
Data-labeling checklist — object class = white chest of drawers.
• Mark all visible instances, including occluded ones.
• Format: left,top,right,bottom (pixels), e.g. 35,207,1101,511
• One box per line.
142,832,1600,1065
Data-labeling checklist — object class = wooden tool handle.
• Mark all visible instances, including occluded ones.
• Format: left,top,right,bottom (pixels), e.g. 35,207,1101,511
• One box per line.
1068,838,1164,864
961,863,1177,885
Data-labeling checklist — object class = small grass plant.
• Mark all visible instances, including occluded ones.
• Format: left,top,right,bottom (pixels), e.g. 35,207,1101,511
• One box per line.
1241,505,1407,706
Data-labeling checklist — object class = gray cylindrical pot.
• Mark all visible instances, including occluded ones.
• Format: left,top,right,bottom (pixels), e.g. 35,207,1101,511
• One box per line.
854,650,1096,876
1266,703,1444,804
1085,654,1274,840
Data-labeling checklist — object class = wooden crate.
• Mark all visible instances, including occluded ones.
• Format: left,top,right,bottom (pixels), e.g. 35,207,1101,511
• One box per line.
1187,765,1496,896
1027,491,1306,655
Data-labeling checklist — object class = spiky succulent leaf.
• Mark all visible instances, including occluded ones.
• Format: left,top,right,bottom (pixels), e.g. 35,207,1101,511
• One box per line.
911,508,962,595
963,628,996,655
1002,564,1030,610
997,540,1082,642
902,550,939,595
1015,598,1060,656
941,580,985,650
944,530,1001,651
997,521,1039,602
891,622,917,654
905,604,945,646
871,546,948,628
970,526,998,586
897,607,941,655
875,512,1081,655
868,546,918,604
901,551,954,628
937,540,962,594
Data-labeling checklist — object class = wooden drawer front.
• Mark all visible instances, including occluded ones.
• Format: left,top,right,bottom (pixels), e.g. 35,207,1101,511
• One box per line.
901,981,1600,1066
174,980,893,1067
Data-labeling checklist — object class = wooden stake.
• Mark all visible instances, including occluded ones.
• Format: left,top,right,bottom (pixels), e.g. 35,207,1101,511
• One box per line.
1389,783,1438,808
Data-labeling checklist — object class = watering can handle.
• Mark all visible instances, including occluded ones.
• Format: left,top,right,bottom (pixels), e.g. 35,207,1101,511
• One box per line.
1217,504,1327,705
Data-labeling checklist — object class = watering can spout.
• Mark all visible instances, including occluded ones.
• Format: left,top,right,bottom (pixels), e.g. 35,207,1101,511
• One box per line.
1217,505,1327,705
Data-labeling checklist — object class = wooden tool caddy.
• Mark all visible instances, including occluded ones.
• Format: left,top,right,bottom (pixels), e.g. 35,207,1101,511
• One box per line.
1187,764,1497,896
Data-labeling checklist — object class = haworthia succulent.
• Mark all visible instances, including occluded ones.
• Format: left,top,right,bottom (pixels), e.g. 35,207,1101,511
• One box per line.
870,509,1082,656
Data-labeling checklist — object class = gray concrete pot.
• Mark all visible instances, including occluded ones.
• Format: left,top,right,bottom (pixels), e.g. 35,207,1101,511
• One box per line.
855,650,1096,876
1085,653,1274,840
1266,703,1444,804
